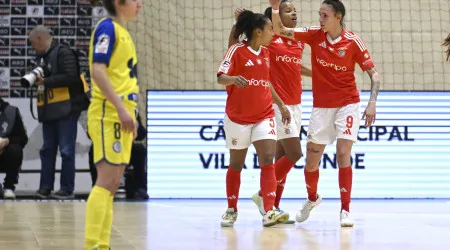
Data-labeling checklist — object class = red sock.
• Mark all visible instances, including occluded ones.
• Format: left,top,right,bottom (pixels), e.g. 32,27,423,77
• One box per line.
226,167,241,212
339,166,352,212
304,169,319,201
275,156,295,181
273,156,294,208
274,178,286,208
260,164,277,212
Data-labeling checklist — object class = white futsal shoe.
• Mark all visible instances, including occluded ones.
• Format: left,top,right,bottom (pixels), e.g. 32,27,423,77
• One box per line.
252,192,266,216
263,207,289,227
340,210,354,227
295,194,322,223
221,208,238,227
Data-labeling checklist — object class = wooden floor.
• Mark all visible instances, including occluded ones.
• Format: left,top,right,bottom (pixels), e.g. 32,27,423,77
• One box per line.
0,199,449,250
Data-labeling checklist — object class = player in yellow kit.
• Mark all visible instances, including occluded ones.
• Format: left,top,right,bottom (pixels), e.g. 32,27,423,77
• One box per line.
84,0,142,249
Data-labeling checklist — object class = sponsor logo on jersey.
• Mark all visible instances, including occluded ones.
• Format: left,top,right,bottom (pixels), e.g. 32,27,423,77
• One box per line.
316,58,347,71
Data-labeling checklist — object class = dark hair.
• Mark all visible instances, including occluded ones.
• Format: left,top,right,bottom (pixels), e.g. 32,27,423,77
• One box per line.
264,0,291,21
102,0,126,16
322,0,346,27
443,34,450,62
234,10,269,42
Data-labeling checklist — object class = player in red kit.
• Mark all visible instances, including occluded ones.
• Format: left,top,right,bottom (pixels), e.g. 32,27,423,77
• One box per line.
269,0,381,227
227,1,312,222
217,9,291,227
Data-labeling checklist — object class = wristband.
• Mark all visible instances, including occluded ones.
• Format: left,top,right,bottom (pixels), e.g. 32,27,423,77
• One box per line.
272,8,279,14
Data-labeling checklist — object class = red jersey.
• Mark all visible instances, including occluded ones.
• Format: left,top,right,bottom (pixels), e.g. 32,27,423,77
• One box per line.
293,26,375,108
267,35,305,105
217,42,274,124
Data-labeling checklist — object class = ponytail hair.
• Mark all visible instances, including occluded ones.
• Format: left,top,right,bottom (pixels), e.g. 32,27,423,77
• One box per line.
443,34,450,62
233,10,269,42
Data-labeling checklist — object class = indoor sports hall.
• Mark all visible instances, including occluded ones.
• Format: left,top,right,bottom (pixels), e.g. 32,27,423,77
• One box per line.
0,0,449,249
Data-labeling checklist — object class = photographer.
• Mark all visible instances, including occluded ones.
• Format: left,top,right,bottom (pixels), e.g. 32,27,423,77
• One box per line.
88,114,149,200
0,97,28,199
27,25,89,199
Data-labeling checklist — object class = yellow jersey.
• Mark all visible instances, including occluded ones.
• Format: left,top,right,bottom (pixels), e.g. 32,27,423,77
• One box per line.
88,17,139,104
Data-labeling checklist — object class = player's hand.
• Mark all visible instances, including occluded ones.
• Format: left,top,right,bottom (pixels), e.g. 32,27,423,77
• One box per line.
362,101,376,127
234,8,245,21
232,75,248,88
279,105,291,125
269,0,281,9
118,107,136,133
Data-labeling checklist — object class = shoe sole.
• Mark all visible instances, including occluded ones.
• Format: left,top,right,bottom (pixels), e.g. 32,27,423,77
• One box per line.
251,194,265,216
296,196,323,223
220,222,234,227
263,213,289,227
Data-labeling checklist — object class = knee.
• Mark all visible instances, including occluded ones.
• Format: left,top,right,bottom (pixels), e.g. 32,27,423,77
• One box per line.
59,144,75,158
285,150,302,163
336,146,351,160
3,145,23,162
258,152,274,166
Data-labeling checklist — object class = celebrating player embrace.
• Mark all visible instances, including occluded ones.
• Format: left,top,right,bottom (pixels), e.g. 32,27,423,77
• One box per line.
228,1,312,221
269,0,381,227
217,9,292,227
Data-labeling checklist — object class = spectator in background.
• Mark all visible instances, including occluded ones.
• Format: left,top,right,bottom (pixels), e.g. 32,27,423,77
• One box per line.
0,97,28,199
88,114,149,200
28,25,89,199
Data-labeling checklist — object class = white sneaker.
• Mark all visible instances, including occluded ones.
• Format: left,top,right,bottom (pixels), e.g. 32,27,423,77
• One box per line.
295,194,322,223
3,189,15,199
340,210,354,227
252,192,266,216
263,207,289,227
221,208,238,227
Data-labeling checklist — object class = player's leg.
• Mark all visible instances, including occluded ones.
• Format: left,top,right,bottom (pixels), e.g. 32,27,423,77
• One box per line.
252,104,302,217
84,103,131,249
252,117,289,226
296,107,334,223
334,103,361,227
273,104,303,208
221,115,250,227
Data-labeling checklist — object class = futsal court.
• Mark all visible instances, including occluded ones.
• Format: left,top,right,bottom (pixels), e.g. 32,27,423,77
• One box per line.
0,199,449,250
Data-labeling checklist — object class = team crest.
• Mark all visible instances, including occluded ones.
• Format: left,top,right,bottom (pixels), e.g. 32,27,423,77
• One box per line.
284,128,290,135
297,42,303,48
231,137,238,146
112,141,121,153
337,48,346,57
256,59,262,65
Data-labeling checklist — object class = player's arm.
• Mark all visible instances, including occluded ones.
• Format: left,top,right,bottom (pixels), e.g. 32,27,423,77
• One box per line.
216,45,247,88
301,65,312,77
366,68,380,103
269,83,291,125
228,8,245,48
91,21,134,132
354,40,379,127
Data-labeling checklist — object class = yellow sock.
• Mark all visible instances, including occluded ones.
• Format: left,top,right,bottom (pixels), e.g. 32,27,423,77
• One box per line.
84,186,111,250
98,195,114,249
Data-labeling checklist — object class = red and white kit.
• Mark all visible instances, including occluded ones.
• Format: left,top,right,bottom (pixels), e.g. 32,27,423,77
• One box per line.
217,42,276,149
267,35,305,140
294,27,375,144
